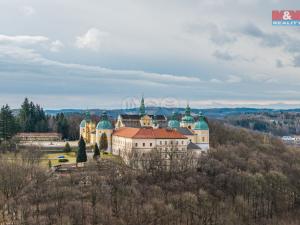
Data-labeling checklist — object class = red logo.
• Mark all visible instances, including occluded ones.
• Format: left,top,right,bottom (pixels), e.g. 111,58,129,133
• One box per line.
272,10,300,20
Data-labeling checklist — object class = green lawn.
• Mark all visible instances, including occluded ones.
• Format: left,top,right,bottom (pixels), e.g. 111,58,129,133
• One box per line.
42,152,77,167
0,150,122,168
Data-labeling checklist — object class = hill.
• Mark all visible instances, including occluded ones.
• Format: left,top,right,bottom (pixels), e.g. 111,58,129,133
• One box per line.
45,107,300,118
0,121,299,225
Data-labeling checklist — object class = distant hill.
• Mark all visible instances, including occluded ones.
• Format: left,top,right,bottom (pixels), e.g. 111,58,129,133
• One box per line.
44,107,300,119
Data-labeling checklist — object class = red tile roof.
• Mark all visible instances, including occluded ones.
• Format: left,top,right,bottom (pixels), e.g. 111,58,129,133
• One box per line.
113,127,187,139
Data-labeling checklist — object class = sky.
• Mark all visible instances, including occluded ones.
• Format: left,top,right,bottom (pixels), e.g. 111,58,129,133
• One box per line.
1,0,300,109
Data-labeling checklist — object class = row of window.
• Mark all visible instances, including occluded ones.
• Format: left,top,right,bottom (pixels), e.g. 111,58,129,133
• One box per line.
134,140,186,148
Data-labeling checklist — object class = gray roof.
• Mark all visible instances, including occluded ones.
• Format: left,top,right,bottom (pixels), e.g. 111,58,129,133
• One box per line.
176,127,195,135
120,114,166,120
187,142,201,150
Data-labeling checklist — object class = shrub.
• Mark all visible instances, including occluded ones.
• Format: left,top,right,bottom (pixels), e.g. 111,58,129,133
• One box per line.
58,158,69,163
64,142,72,153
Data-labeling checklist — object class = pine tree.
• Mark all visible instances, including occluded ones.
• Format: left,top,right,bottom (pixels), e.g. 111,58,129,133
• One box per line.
64,142,71,153
19,98,30,132
99,133,108,151
0,104,17,142
93,143,100,159
56,113,69,139
77,136,87,163
18,98,49,132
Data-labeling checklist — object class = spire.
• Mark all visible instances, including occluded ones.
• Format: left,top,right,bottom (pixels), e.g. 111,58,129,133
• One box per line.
185,103,191,116
85,110,91,122
171,112,178,120
101,111,108,121
198,111,204,120
139,96,146,116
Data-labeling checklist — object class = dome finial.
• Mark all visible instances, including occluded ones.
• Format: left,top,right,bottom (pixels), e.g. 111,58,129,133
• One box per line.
185,102,191,116
85,110,91,122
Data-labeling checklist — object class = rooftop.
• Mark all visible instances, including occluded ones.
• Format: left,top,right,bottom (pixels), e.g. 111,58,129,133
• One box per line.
113,127,187,139
16,132,62,137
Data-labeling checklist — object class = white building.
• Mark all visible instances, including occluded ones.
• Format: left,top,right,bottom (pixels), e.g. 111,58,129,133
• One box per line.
112,127,189,162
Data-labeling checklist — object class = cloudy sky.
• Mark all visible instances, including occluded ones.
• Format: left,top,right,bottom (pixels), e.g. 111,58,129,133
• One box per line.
0,0,300,109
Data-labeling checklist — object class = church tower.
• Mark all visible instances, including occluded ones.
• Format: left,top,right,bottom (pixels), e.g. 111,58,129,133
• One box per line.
139,96,146,116
79,111,96,144
193,112,209,150
168,112,180,129
96,111,113,152
180,104,195,129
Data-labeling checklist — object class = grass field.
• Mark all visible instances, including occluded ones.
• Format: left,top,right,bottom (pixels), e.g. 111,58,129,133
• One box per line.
0,150,122,169
41,152,77,167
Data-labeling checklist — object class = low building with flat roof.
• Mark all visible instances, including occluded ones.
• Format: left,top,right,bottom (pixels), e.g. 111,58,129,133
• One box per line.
16,132,62,142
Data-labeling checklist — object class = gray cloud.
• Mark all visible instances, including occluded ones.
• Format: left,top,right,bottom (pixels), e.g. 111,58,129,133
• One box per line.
293,55,300,67
213,50,236,61
186,23,237,46
0,0,300,108
239,23,284,47
276,59,283,68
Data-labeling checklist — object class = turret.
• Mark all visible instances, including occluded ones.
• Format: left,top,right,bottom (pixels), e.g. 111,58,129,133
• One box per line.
80,110,95,144
168,112,180,129
96,111,113,152
180,104,195,129
193,112,209,151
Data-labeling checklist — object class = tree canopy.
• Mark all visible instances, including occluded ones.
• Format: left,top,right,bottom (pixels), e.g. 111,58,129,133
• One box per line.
76,136,87,163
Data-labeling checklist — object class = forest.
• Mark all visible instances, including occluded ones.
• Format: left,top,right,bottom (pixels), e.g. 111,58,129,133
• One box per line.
0,119,299,225
226,112,300,136
0,98,83,148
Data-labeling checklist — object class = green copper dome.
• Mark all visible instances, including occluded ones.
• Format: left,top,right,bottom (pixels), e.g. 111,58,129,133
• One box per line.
168,112,180,128
182,115,195,123
80,120,86,128
194,112,209,130
96,111,113,130
181,104,194,123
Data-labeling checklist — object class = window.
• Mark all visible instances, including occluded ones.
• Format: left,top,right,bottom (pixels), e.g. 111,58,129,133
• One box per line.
182,141,184,144
202,137,205,142
143,143,145,147
160,141,162,145
150,143,152,147
135,143,138,147
165,141,167,145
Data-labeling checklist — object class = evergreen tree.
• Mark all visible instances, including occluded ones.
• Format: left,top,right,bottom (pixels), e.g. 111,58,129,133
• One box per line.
19,97,30,132
76,136,87,163
56,113,69,139
18,98,49,132
64,142,71,153
99,133,108,151
93,143,100,159
0,104,17,142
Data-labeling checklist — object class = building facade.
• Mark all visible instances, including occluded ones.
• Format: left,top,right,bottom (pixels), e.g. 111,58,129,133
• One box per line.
112,127,188,162
79,97,210,159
